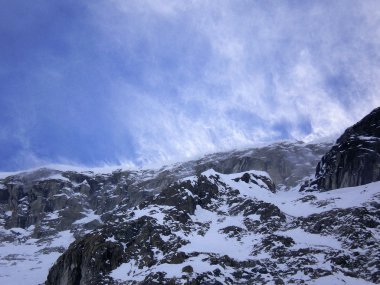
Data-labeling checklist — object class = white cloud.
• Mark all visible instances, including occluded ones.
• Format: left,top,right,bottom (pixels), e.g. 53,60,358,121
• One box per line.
110,85,260,166
88,0,380,166
273,50,352,141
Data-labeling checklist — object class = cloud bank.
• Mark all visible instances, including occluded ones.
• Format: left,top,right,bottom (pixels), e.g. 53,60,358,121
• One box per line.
0,0,379,170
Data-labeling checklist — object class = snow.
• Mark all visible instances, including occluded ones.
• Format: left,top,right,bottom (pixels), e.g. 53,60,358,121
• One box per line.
0,230,74,285
198,170,275,203
158,255,224,277
71,179,90,188
182,188,195,197
309,272,376,285
52,193,69,198
179,175,198,186
0,163,136,181
131,205,173,225
181,206,255,260
199,168,380,218
358,136,380,141
282,228,341,249
110,261,146,282
159,234,171,242
1,164,379,284
110,254,230,283
106,236,117,243
38,174,70,182
73,210,102,225
274,181,380,217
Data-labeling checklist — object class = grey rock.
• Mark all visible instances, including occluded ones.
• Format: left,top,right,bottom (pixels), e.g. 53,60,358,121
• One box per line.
45,171,280,285
310,107,380,191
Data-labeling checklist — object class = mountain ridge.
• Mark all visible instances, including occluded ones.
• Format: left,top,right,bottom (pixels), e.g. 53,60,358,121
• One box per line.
46,169,380,284
0,108,379,284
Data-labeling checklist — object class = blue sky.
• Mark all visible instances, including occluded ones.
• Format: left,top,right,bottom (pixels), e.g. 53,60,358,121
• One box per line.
1,0,380,171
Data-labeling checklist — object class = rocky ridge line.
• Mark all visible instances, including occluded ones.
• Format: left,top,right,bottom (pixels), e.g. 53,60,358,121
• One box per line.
46,169,380,284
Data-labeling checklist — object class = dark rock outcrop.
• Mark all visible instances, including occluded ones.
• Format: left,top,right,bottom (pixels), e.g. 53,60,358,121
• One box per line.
304,107,380,191
46,232,124,285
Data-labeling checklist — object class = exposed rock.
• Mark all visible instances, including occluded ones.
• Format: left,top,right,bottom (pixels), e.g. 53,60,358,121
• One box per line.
46,170,287,284
44,169,380,284
194,141,331,190
309,107,380,191
182,265,194,273
0,141,329,239
46,232,124,285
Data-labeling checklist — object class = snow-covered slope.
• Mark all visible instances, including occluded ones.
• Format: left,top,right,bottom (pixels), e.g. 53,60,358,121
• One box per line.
0,127,379,285
0,141,331,284
47,169,380,284
0,229,74,284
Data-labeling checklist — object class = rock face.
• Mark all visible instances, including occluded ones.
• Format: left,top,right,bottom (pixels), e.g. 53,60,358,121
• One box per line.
46,232,124,285
193,141,330,190
0,169,152,238
0,141,330,284
309,107,380,191
46,169,380,284
0,141,329,237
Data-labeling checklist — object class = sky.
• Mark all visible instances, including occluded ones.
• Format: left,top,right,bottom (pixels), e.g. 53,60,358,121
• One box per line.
0,0,380,171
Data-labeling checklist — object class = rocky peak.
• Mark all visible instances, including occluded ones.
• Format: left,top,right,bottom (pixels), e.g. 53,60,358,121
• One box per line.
337,107,380,144
303,107,380,191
